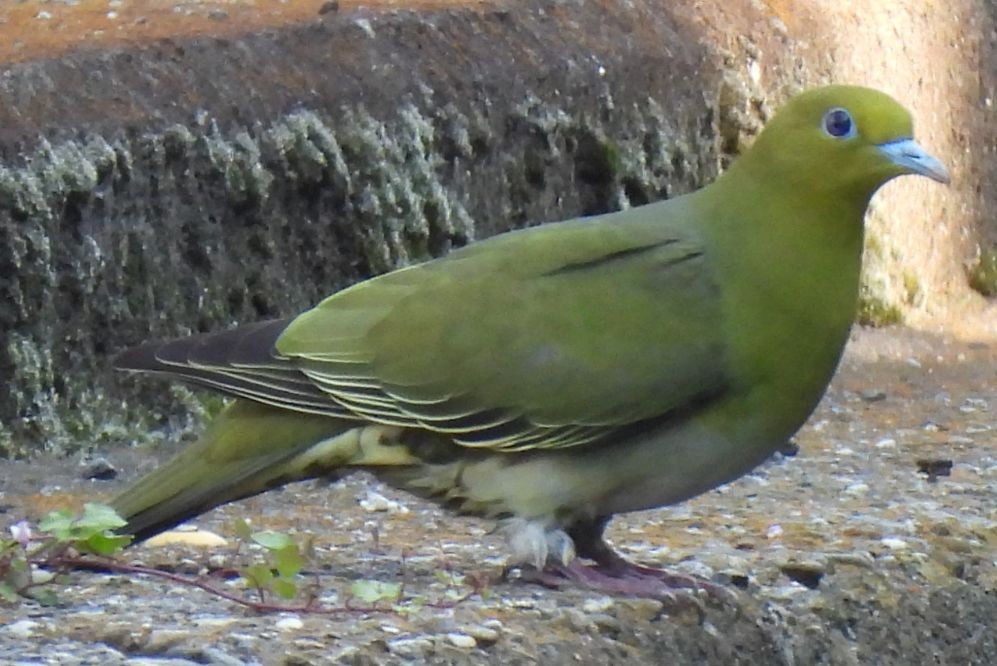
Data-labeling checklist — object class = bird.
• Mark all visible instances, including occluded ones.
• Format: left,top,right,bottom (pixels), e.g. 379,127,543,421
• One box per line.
108,85,948,595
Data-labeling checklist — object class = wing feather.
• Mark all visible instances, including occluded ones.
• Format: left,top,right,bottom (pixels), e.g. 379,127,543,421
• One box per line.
117,200,730,454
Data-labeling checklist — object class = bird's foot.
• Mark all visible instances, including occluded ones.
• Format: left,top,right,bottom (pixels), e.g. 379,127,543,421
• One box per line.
514,558,730,604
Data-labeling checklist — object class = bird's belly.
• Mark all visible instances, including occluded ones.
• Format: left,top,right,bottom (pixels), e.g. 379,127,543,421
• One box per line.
445,410,785,524
584,418,780,516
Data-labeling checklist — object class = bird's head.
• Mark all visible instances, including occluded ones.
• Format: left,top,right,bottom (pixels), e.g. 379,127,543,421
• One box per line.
734,85,949,201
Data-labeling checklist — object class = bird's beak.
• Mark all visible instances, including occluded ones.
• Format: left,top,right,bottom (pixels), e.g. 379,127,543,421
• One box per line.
877,139,950,184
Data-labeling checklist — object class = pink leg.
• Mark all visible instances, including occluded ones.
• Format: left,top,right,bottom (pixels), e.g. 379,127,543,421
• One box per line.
513,518,734,602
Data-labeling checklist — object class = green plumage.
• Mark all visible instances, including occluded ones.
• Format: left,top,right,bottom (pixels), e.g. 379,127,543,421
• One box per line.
109,86,948,569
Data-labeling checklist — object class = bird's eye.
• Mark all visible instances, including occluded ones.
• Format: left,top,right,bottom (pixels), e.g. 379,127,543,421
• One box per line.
823,108,855,138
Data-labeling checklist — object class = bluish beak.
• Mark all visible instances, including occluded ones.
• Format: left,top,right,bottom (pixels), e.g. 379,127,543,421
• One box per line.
878,139,950,184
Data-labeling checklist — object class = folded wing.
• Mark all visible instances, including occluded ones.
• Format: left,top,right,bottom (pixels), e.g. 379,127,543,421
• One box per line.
118,204,731,453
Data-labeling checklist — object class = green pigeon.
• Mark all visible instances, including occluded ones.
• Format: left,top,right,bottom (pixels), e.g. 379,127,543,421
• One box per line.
109,85,948,592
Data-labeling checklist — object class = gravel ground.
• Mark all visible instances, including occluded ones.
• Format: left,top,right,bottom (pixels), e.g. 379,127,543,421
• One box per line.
1,327,995,664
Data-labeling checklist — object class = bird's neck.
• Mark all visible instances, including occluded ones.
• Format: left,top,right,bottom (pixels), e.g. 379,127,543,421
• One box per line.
693,165,869,439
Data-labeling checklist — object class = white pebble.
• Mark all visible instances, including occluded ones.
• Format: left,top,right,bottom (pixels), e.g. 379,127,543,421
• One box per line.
582,596,615,613
275,616,304,631
446,633,477,649
387,637,432,657
461,624,500,643
881,537,909,551
5,620,39,639
359,490,409,514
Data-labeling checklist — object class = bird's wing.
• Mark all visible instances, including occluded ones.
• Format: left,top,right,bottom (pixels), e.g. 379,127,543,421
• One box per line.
116,203,731,453
277,202,731,451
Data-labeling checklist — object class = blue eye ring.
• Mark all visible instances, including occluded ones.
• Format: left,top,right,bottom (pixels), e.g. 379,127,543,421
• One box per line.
823,107,855,139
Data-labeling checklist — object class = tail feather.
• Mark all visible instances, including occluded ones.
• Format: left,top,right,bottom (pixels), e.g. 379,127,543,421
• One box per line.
112,400,352,542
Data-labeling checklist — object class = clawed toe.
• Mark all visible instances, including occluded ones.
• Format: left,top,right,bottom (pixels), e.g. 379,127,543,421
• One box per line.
510,558,733,606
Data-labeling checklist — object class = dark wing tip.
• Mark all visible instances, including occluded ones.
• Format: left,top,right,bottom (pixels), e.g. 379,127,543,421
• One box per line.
113,317,294,372
113,341,173,372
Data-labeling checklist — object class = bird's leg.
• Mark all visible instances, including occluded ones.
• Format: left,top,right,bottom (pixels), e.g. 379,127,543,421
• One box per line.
519,517,726,600
570,518,699,584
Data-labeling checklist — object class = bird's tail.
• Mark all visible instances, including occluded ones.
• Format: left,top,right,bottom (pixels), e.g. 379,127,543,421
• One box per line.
111,400,375,542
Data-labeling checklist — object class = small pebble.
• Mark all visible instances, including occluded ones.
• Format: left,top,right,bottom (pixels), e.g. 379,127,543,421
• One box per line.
387,637,433,658
881,537,909,551
81,457,118,481
844,482,870,496
860,389,887,402
582,596,614,613
276,616,304,631
145,529,228,548
5,620,39,639
460,625,500,645
780,561,825,589
359,490,408,514
200,647,248,666
916,458,953,482
446,633,477,649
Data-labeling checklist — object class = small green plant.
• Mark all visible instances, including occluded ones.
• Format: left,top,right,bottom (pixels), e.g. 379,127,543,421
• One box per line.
37,503,132,556
3,507,487,613
349,579,403,606
232,519,308,601
1,503,132,605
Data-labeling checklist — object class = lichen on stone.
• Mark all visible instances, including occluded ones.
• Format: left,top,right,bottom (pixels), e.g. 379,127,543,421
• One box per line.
968,247,997,297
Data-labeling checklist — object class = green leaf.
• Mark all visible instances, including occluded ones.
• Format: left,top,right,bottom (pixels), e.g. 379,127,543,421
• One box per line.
274,545,304,578
349,580,401,604
251,531,292,551
395,596,425,615
78,503,127,531
82,533,132,556
271,578,298,600
242,564,274,590
0,582,18,603
232,519,253,541
38,509,76,540
28,587,60,607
